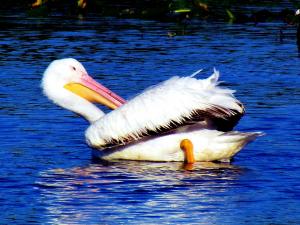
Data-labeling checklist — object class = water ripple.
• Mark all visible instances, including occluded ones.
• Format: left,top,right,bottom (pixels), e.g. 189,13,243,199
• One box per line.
0,15,300,224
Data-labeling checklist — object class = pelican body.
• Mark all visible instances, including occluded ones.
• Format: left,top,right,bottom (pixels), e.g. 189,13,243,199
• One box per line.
42,58,261,162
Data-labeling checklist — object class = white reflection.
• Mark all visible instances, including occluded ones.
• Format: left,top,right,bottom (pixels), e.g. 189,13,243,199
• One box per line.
36,161,244,225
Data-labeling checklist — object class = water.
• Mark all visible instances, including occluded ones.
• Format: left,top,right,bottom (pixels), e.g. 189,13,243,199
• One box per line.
1,14,300,224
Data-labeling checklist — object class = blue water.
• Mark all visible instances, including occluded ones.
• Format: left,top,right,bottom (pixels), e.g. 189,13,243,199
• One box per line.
1,15,300,224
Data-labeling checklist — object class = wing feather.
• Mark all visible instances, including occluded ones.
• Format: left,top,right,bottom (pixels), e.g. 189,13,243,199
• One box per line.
86,70,244,148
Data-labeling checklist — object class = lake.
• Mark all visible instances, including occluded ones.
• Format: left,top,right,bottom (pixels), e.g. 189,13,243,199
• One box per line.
0,14,300,224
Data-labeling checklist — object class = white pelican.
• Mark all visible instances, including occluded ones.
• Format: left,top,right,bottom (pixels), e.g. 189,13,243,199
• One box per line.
42,58,262,163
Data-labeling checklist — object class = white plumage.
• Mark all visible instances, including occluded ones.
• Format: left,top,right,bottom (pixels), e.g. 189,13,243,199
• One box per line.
42,58,262,162
86,70,243,148
92,129,261,162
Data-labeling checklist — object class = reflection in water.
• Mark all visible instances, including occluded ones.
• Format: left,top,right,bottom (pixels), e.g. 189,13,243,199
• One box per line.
36,162,243,224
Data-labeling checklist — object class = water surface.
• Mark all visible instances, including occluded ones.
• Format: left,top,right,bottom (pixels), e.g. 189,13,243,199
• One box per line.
0,15,300,224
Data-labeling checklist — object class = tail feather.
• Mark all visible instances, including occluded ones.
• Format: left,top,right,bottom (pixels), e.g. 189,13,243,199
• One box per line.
219,131,264,143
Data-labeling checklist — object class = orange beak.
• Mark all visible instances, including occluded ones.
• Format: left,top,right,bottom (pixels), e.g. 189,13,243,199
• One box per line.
64,73,126,110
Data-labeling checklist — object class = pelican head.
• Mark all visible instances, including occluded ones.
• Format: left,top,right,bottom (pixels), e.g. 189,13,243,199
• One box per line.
42,58,125,123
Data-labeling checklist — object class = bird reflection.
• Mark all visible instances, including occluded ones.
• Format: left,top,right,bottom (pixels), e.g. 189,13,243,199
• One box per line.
36,161,244,224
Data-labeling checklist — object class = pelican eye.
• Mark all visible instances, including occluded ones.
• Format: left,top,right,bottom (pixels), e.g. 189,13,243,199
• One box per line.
71,66,76,71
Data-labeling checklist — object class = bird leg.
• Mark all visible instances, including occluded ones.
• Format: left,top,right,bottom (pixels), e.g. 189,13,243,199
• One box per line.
180,139,195,164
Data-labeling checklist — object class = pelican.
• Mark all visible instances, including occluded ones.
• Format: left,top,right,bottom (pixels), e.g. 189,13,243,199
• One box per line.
42,58,262,163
